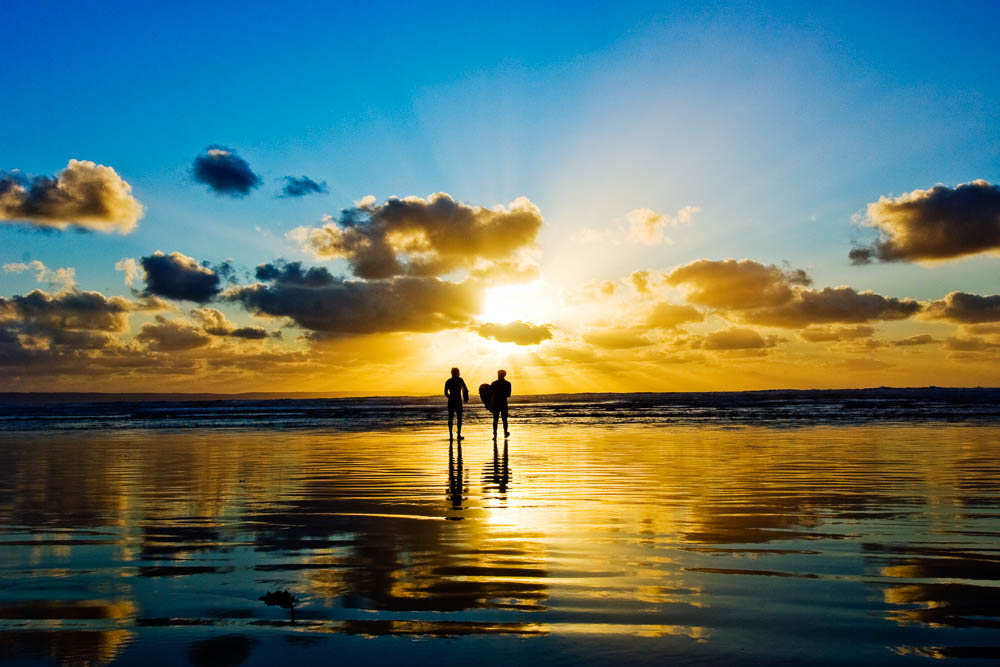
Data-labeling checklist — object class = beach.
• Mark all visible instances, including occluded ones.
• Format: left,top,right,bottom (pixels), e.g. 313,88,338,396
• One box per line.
0,392,998,665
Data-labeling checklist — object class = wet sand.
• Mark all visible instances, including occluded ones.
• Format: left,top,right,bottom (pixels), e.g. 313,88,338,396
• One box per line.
1,423,998,665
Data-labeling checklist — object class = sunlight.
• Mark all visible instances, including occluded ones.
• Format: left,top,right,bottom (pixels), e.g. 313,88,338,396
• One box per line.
479,280,554,324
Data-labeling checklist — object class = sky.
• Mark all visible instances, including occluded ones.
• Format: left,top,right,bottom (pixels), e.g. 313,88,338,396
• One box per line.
2,0,999,394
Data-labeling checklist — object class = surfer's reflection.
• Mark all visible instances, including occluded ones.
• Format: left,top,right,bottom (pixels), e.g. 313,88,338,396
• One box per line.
447,441,465,518
482,440,511,503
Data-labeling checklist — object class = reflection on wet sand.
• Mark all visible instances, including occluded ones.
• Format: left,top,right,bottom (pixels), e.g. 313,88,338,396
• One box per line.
0,424,998,663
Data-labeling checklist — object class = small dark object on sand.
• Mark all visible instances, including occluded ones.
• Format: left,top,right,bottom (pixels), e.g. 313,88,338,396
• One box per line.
260,589,298,621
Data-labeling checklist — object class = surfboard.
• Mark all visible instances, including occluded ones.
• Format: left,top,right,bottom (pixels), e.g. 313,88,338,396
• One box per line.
478,383,493,412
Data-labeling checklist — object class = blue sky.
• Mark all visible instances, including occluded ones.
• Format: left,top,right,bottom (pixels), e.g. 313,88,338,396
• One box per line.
2,1,999,392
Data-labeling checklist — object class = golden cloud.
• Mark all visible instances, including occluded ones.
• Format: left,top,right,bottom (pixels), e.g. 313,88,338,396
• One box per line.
0,159,143,233
851,180,1000,263
666,259,811,309
290,193,542,281
476,320,553,345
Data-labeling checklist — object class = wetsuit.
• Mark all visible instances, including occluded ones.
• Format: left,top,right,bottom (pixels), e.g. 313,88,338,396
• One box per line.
444,376,469,437
490,378,511,437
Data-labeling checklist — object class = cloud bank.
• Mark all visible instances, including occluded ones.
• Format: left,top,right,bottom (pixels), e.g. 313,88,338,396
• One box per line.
666,258,919,327
0,160,143,232
226,260,482,334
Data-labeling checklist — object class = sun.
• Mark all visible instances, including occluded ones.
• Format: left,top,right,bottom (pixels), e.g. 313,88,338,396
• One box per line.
479,280,554,324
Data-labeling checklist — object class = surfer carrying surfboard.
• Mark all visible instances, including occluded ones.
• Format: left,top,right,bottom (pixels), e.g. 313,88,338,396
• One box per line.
444,367,469,441
490,369,512,439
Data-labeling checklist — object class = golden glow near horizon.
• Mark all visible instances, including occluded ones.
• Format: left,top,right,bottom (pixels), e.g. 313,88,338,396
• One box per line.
2,189,999,395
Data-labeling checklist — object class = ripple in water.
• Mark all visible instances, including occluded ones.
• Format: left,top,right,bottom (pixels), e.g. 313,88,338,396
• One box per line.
0,422,998,665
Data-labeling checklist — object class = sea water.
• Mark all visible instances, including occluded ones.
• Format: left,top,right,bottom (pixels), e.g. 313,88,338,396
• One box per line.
0,390,997,665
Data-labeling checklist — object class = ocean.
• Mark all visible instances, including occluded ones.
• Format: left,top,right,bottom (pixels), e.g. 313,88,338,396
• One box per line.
0,388,997,665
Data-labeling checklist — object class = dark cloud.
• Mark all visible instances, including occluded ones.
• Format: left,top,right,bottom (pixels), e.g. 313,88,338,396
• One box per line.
892,334,936,346
227,260,482,334
136,317,212,351
0,159,143,232
0,289,134,332
0,287,159,372
290,193,542,280
945,336,1000,352
190,308,268,339
280,176,327,198
799,325,876,342
743,287,920,328
140,251,221,303
666,259,811,309
924,292,1000,323
966,323,1000,335
191,146,261,196
477,320,553,345
851,180,1000,263
254,260,336,287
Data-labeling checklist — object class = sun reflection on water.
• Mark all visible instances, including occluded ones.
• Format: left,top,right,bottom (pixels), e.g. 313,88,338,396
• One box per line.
0,423,997,663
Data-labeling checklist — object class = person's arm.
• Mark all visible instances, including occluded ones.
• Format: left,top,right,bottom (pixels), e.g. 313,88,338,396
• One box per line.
444,381,450,399
461,379,469,402
505,382,512,398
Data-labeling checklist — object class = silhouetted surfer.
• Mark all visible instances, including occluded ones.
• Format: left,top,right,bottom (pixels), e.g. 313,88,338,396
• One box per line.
444,367,469,441
491,369,512,439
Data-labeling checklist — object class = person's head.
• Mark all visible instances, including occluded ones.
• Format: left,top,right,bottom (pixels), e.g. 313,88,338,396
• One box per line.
497,369,507,379
451,367,460,378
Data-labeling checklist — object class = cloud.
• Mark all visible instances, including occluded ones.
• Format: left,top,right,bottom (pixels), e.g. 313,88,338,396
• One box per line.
115,258,140,287
191,146,261,196
850,180,1000,263
627,205,700,245
645,302,703,329
0,159,143,232
3,260,76,290
578,206,700,245
665,259,811,309
924,292,1000,323
693,327,777,350
476,320,553,345
190,307,268,339
139,251,221,303
836,358,893,371
0,289,135,332
945,336,1000,352
627,270,667,294
280,176,327,198
891,334,936,346
743,287,921,328
799,325,875,342
966,323,1000,335
583,328,653,349
136,316,212,351
289,193,542,280
226,260,482,334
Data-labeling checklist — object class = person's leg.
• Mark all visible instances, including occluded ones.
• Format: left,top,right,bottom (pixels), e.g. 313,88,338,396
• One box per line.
448,404,455,439
502,406,509,437
492,410,499,438
456,404,464,439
